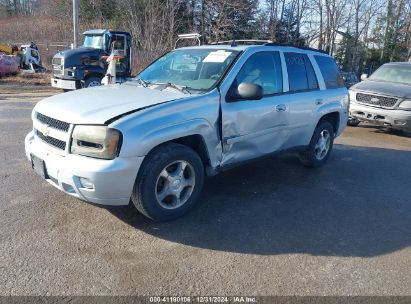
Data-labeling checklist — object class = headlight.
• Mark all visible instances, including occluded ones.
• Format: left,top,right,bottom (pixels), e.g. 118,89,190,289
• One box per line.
349,90,356,103
398,100,411,110
71,125,122,159
341,94,349,112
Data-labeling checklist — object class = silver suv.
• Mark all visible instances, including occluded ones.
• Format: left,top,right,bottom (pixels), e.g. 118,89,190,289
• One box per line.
349,62,411,131
25,44,349,221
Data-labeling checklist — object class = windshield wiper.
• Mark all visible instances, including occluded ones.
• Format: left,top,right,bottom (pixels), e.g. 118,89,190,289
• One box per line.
135,78,150,88
161,82,192,94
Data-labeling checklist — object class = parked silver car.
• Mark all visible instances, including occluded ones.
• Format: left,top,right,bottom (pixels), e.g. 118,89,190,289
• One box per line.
349,62,411,130
25,44,349,221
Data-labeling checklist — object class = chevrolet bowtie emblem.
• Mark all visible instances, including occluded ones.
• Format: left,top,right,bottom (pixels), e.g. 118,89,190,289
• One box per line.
41,124,50,137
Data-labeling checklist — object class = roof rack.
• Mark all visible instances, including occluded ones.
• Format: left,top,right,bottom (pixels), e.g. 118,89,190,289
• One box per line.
264,42,328,54
175,33,202,49
210,39,273,47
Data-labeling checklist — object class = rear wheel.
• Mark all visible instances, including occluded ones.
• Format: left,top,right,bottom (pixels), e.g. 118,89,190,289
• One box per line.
299,121,334,167
131,143,204,222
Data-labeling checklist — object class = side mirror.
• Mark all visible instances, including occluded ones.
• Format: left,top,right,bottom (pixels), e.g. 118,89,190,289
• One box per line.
233,83,263,101
360,74,368,81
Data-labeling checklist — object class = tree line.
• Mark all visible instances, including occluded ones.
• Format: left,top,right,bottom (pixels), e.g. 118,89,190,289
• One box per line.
1,0,410,74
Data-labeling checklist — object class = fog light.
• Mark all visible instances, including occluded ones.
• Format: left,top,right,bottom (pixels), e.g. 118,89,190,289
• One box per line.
68,71,74,77
79,177,94,189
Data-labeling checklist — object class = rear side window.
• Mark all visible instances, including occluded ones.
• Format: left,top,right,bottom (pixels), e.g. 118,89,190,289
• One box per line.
285,52,318,92
314,55,344,88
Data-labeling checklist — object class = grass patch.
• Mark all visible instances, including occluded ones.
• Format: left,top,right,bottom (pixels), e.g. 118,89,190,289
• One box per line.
0,72,51,86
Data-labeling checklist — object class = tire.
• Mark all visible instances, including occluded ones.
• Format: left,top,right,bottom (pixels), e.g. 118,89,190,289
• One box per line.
347,118,360,127
84,77,101,88
299,121,335,168
131,143,205,222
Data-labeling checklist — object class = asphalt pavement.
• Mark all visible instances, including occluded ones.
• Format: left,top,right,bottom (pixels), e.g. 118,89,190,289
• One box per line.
0,90,410,296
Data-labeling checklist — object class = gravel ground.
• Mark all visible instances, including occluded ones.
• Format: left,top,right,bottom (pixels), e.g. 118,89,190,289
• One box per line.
0,91,410,296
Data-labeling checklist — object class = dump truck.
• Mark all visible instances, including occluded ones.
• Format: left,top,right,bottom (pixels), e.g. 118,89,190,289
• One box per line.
51,29,132,90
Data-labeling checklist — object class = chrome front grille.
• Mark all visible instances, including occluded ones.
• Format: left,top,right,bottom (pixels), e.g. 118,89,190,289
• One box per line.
52,57,62,65
52,65,63,76
52,57,63,76
34,112,71,152
356,93,398,108
36,112,70,132
35,129,66,150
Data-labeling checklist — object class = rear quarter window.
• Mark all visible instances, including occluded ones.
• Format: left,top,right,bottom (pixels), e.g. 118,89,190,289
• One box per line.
314,55,344,89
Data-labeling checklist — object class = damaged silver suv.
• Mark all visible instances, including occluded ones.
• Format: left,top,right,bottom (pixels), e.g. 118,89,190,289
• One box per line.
25,43,349,221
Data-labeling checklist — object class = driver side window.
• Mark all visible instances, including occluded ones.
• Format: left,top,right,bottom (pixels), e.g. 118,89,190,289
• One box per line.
235,51,283,96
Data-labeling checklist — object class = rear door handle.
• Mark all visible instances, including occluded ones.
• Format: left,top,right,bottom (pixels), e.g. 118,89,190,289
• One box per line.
276,104,287,112
315,99,324,105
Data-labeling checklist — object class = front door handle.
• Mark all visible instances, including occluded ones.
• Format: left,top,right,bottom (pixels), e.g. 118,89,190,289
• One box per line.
276,104,287,112
315,99,324,105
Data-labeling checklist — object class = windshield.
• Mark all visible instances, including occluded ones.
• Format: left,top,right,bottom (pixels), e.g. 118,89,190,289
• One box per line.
369,64,411,85
137,48,240,92
83,35,104,50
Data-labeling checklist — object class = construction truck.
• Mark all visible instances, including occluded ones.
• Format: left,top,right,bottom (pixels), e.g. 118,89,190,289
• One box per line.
51,29,132,90
0,42,45,72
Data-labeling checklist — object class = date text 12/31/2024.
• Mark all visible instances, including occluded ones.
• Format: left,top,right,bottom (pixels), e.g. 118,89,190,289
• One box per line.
149,296,257,303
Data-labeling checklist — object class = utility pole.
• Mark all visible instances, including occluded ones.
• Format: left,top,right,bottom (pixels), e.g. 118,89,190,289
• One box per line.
73,0,79,48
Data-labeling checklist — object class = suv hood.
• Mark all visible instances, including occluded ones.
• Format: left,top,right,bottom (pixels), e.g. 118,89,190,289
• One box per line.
351,80,411,99
34,84,186,125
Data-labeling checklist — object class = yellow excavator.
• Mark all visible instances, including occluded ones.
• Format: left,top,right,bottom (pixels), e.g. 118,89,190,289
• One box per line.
0,44,15,54
0,42,45,72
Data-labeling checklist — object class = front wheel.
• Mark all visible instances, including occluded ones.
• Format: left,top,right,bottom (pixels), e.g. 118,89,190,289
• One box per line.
347,117,361,127
84,77,102,88
299,121,334,168
131,143,204,222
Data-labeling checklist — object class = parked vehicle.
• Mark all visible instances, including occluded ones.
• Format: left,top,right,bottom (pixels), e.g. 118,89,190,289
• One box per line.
341,72,358,88
25,42,349,221
51,29,132,90
349,62,411,130
342,72,361,126
0,42,45,73
0,54,19,75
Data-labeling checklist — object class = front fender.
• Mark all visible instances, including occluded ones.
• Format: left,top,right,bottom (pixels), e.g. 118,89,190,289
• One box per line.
121,118,222,168
112,89,222,168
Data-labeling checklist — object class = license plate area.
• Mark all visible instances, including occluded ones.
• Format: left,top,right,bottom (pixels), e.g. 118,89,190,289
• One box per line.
31,154,48,179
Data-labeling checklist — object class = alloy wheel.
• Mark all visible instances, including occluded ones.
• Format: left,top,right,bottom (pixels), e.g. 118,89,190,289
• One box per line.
314,129,331,160
155,160,196,210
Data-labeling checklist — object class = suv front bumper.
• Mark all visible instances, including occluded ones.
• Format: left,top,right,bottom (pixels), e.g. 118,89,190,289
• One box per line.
350,102,411,131
25,131,144,206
